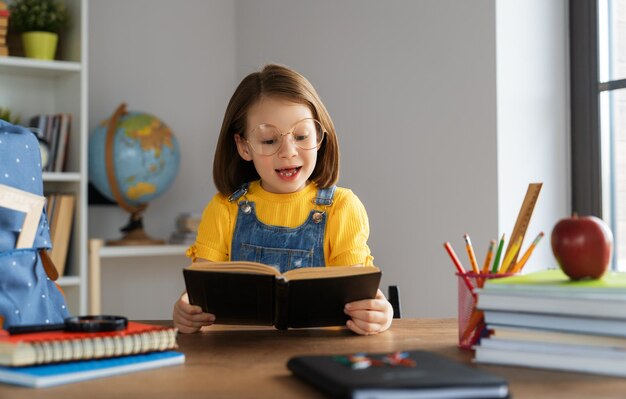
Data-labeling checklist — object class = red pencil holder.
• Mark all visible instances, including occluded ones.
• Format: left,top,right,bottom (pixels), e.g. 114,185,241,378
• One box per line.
456,272,515,350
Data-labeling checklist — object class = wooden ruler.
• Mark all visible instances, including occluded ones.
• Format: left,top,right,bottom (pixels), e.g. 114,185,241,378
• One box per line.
0,184,46,249
501,183,543,272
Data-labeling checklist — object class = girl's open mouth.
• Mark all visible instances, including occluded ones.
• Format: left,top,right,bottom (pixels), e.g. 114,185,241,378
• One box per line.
276,166,302,178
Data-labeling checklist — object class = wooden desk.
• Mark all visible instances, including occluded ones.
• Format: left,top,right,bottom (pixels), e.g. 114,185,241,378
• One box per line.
1,319,625,398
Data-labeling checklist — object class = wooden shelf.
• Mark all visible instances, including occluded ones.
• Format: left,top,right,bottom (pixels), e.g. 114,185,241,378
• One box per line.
0,56,81,77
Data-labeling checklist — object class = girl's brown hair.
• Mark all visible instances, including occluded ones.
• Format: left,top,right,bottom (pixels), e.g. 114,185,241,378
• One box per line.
213,64,340,195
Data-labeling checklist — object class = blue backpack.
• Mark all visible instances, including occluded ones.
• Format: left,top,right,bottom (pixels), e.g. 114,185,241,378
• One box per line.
0,120,70,329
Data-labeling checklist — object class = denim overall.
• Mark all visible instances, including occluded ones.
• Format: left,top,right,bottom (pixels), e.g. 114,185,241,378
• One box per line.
229,182,336,273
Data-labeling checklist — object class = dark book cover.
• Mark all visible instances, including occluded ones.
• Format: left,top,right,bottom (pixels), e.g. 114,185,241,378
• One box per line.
183,264,381,329
184,270,276,326
284,274,381,328
287,350,509,399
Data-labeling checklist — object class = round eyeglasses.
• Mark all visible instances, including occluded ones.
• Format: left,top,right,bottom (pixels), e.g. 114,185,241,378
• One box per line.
243,118,326,156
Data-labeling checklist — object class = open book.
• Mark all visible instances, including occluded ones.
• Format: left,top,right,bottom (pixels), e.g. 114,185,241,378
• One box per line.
183,261,381,329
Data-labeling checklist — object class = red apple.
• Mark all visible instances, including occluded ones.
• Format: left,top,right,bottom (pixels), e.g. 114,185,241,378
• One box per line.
551,215,613,280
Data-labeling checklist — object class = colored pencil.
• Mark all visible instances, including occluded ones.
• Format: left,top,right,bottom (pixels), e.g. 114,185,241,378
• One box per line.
463,234,480,274
481,240,496,274
499,236,523,274
443,242,476,296
461,309,485,343
491,234,506,273
510,232,545,273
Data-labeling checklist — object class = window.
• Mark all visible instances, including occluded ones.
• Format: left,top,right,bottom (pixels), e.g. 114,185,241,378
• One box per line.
571,0,626,270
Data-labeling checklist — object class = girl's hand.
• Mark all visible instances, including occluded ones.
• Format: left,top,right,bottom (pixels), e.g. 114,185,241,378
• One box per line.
173,291,216,333
344,289,393,335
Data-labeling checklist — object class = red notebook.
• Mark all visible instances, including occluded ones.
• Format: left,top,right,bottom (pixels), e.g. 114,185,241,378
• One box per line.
0,322,178,367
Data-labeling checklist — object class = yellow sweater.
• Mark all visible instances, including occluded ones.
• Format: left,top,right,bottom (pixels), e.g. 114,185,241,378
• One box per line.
187,181,373,266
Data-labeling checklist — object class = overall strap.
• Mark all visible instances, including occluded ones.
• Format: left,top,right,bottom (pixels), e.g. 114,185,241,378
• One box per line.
313,185,337,206
228,182,250,202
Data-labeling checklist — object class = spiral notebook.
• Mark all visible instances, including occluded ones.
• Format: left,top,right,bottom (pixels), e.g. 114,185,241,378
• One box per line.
0,322,178,366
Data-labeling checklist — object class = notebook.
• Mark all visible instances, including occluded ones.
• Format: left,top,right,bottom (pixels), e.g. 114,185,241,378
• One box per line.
0,322,177,366
0,351,185,388
287,350,509,399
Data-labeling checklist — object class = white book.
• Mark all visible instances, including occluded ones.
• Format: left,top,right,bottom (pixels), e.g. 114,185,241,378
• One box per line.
484,310,626,337
491,325,626,349
475,339,626,377
481,337,626,358
477,290,626,319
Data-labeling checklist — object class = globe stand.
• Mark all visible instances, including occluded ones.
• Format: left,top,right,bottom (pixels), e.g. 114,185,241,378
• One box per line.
102,103,169,247
106,211,165,246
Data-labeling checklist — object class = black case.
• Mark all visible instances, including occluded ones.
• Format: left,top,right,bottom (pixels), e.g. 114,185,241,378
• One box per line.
287,350,510,399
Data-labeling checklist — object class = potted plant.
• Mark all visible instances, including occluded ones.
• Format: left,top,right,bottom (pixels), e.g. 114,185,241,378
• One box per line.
8,0,66,60
0,106,20,124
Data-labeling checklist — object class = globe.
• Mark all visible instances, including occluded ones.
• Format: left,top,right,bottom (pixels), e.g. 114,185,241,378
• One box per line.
88,103,180,245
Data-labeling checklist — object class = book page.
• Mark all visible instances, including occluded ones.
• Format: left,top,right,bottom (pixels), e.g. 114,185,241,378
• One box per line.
186,261,281,276
185,262,380,280
284,265,380,281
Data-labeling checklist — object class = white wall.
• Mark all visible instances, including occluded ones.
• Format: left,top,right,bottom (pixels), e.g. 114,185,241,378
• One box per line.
88,0,569,319
236,0,499,317
89,0,235,238
496,0,570,273
88,0,236,318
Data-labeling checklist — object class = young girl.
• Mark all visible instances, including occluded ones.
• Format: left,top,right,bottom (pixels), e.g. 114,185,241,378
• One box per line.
173,64,393,335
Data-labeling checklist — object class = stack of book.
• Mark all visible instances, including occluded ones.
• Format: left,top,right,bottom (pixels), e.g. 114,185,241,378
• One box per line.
29,113,72,172
0,322,184,387
169,212,201,245
0,1,7,56
46,193,75,276
474,269,626,376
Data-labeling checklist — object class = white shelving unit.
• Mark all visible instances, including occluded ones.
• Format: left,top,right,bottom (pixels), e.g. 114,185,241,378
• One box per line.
98,244,188,258
88,240,188,314
0,0,88,315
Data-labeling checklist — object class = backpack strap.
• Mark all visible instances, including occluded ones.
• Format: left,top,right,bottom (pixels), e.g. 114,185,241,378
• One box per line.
40,249,59,281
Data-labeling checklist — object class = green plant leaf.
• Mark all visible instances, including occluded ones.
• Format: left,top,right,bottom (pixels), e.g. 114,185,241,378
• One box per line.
8,0,67,33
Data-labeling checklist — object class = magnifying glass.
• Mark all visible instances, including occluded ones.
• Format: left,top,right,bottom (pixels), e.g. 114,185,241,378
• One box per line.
65,316,128,333
6,316,128,335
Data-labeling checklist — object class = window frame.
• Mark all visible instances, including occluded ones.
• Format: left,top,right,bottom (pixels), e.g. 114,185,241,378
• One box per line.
570,0,602,218
571,0,626,269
